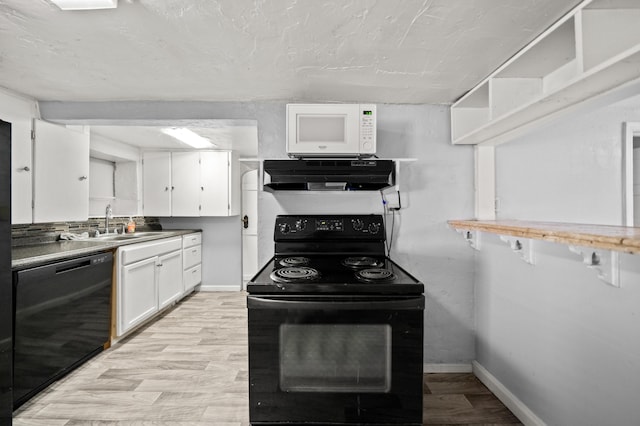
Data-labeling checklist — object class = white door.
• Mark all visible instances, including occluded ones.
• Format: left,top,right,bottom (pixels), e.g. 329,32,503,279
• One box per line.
157,250,183,310
171,152,200,217
33,119,90,223
634,144,640,225
119,256,158,336
143,152,172,216
201,151,229,216
242,169,258,286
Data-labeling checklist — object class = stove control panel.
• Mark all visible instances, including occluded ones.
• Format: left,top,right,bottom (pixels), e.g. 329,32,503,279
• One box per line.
316,218,343,231
275,215,384,239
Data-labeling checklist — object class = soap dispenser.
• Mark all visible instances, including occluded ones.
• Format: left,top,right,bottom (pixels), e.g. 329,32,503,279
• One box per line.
127,217,136,233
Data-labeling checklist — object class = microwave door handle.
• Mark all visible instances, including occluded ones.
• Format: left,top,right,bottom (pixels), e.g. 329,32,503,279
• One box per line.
247,296,424,311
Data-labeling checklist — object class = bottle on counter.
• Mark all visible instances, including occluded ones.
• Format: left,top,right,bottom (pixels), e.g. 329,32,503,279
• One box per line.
127,217,136,233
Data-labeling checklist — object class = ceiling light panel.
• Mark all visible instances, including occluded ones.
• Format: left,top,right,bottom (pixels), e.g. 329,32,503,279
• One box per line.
161,128,216,149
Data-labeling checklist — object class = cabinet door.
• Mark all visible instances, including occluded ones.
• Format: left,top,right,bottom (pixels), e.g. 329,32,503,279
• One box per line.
171,152,200,217
119,257,158,336
158,250,183,310
33,120,89,223
184,264,202,293
143,152,172,216
11,118,33,224
200,151,229,216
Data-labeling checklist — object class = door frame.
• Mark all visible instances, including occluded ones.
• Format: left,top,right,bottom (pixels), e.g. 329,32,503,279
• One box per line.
622,122,640,226
241,167,259,289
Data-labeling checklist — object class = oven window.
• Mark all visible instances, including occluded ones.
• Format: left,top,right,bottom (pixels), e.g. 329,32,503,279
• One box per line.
279,324,391,393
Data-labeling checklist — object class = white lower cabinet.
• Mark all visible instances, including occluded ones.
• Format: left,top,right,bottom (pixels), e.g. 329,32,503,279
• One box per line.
183,233,202,294
158,250,184,309
120,257,158,335
117,237,183,337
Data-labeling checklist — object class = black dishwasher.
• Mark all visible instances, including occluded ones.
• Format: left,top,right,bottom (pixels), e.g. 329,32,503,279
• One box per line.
13,251,113,408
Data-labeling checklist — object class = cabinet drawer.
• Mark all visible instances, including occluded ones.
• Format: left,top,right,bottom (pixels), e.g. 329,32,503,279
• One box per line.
183,233,202,248
184,264,202,292
120,237,182,266
183,245,202,270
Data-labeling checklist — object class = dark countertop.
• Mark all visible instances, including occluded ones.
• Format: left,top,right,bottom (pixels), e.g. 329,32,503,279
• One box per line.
12,229,201,270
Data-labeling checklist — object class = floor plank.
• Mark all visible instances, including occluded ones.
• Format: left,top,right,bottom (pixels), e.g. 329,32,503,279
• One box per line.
14,291,521,425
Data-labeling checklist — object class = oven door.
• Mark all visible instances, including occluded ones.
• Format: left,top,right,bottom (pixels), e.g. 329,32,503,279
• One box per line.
247,295,424,425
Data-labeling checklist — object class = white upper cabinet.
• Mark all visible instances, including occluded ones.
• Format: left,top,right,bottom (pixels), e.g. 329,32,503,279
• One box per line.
142,152,172,216
200,151,230,216
171,152,201,217
11,120,33,224
450,0,640,146
143,150,239,217
32,120,90,223
0,89,37,224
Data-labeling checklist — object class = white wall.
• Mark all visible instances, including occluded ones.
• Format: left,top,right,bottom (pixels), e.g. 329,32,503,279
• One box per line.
159,216,242,291
476,93,640,425
39,100,477,366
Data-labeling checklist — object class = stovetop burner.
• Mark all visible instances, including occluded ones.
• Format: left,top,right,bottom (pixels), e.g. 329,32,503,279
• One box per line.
249,215,423,295
270,266,320,283
279,256,310,267
342,256,384,269
355,268,397,283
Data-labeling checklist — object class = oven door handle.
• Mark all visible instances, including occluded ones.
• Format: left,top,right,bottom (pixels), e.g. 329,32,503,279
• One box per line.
247,295,424,310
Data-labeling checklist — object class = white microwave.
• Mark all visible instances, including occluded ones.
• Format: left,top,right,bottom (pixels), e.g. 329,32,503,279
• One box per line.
286,103,376,157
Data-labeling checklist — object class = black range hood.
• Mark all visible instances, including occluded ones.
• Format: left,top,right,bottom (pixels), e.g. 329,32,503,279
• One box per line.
263,159,395,191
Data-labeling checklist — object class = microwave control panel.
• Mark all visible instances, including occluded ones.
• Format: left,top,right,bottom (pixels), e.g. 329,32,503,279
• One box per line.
359,104,376,154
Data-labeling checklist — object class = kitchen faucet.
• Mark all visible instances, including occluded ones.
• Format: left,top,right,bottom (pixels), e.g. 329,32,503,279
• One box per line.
105,204,113,234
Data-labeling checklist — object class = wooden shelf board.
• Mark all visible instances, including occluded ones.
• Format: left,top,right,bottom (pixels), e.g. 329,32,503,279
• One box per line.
448,219,640,253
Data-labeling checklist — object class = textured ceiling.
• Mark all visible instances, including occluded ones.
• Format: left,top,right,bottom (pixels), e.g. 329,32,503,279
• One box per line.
0,0,581,104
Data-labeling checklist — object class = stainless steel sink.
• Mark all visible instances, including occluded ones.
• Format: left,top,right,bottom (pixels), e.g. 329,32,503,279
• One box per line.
84,231,166,241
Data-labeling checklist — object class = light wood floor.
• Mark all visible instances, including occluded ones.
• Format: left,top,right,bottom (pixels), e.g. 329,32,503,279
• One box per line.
13,291,520,425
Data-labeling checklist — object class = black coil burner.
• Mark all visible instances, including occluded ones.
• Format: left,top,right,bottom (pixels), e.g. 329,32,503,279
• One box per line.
279,256,310,267
355,268,397,283
342,256,384,269
270,266,320,283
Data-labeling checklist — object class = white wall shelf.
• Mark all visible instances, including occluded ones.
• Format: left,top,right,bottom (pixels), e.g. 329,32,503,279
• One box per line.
450,0,640,146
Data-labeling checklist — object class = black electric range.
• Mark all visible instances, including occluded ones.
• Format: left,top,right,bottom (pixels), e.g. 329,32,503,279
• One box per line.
247,214,425,426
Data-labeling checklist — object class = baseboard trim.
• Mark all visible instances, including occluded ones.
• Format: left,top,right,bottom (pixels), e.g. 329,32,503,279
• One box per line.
198,285,242,292
424,363,473,373
472,361,546,426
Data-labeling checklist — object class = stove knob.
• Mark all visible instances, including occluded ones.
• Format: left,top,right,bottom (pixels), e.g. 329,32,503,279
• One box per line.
279,223,291,234
295,220,306,231
368,223,380,234
352,219,364,231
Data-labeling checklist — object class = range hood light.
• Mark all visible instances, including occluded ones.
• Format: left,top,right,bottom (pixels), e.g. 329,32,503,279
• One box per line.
50,0,117,10
161,127,217,149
